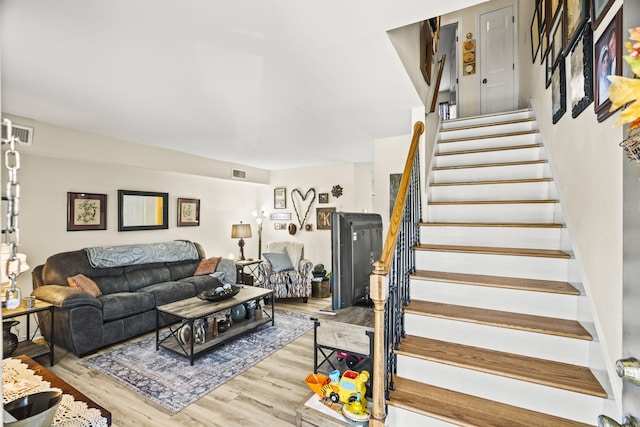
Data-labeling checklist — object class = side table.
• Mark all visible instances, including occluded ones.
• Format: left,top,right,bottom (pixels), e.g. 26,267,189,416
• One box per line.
235,259,262,286
3,299,55,366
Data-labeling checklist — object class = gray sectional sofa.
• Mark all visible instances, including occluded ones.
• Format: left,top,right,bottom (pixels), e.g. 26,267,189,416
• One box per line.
31,240,235,357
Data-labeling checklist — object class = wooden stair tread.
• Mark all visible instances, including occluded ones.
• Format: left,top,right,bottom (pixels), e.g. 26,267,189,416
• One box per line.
428,199,558,205
397,335,606,397
389,377,596,427
415,243,571,259
440,129,538,143
440,117,535,133
433,159,547,170
436,143,541,156
431,177,552,187
411,270,580,295
420,221,564,228
405,300,592,340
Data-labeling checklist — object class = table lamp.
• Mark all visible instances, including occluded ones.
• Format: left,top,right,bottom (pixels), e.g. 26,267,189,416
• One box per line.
231,222,252,261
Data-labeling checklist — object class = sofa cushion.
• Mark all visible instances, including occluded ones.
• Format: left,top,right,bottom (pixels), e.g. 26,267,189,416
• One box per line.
263,252,294,273
92,275,129,295
166,259,199,281
124,263,172,292
42,249,126,292
179,275,225,295
137,281,196,306
194,257,222,276
99,292,156,322
67,274,102,297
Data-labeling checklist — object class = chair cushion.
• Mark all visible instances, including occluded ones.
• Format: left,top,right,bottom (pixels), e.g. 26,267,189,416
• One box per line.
194,257,222,276
67,274,102,297
266,241,303,266
263,252,294,273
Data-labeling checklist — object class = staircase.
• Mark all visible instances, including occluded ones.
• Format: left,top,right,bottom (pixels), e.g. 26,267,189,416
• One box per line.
385,110,613,426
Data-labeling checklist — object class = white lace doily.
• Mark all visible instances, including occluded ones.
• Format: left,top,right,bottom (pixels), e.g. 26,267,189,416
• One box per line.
3,358,108,427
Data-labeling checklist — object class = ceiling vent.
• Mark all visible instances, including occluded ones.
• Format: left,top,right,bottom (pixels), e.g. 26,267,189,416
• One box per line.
1,122,33,146
232,169,247,180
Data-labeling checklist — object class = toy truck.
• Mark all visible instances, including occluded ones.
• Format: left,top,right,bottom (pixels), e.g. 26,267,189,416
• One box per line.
321,369,370,405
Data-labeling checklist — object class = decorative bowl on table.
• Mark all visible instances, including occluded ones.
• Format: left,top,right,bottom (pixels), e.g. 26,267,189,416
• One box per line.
197,285,241,302
4,390,63,427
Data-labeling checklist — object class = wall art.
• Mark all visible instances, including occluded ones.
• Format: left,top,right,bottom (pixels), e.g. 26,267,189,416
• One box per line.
291,188,316,229
564,0,589,56
569,24,593,118
177,198,200,227
67,192,107,231
318,193,329,204
552,59,566,124
530,2,541,63
594,7,622,123
316,207,336,230
591,0,616,31
270,212,291,221
273,187,286,209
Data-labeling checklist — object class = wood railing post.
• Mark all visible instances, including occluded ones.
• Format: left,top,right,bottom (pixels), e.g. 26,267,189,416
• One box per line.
369,262,387,427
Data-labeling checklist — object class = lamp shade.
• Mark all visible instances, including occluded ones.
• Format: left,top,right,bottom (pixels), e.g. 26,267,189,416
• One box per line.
231,223,252,239
0,243,29,284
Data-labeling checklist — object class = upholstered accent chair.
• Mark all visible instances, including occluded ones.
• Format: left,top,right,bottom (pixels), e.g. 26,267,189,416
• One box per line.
258,241,312,302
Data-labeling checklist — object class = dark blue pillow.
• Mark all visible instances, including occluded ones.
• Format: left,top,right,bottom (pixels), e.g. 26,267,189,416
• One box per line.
263,252,294,273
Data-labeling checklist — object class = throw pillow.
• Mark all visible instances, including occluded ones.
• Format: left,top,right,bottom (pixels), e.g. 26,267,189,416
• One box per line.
67,274,102,297
194,257,222,276
263,252,294,273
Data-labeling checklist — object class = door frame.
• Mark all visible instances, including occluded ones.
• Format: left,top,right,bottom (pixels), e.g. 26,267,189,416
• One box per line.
441,18,461,118
477,0,519,114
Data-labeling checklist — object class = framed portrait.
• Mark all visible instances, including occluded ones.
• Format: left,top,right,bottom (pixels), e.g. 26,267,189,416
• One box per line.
564,0,588,55
530,4,541,63
420,21,434,85
593,7,622,123
569,24,593,118
591,0,616,31
318,193,329,204
552,59,567,124
273,187,286,209
316,207,336,230
177,198,200,227
67,192,107,231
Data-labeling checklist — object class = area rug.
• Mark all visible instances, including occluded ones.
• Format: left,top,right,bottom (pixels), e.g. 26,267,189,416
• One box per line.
84,309,313,413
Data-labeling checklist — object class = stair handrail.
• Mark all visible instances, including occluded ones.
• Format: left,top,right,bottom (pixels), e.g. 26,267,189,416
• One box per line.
369,120,424,427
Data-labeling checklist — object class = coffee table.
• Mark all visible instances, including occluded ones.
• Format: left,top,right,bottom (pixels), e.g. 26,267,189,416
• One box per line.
155,285,274,365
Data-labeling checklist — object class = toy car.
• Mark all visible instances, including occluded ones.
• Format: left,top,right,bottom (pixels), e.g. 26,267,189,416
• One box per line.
321,369,370,405
336,351,365,369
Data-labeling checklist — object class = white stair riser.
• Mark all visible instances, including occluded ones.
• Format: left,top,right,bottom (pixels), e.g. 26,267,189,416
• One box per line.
439,120,537,140
410,280,580,319
430,181,555,202
420,225,565,249
442,110,533,129
395,355,605,424
415,251,569,281
427,203,559,223
432,162,548,182
437,133,538,153
434,146,545,167
404,314,592,365
387,406,458,427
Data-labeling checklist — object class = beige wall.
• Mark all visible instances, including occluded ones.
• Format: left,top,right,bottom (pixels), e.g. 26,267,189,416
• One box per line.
519,0,625,403
8,116,372,294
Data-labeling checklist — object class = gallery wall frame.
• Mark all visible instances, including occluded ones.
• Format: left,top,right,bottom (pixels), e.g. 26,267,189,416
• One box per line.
552,59,567,124
316,207,335,230
273,187,286,209
550,4,565,69
531,2,541,63
420,20,434,85
67,192,107,231
591,0,616,31
177,198,200,227
564,0,589,56
593,6,623,123
118,189,169,232
569,24,593,118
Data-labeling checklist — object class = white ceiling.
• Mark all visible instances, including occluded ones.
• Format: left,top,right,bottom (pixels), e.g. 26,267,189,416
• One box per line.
1,0,482,170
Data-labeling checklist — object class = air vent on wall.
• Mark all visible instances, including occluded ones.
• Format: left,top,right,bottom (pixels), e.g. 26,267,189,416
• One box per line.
1,122,33,146
232,169,247,180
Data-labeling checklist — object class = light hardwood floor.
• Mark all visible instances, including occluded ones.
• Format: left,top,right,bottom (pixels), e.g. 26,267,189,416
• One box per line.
44,297,332,427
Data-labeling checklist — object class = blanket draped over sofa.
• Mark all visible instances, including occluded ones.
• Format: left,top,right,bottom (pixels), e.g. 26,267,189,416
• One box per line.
31,240,235,357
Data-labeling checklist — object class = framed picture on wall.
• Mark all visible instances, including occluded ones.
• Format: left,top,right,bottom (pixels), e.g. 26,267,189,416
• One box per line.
593,7,622,123
552,59,567,124
530,3,541,63
273,187,286,209
564,0,589,55
316,207,335,230
569,24,593,118
591,0,616,31
67,192,107,231
177,198,200,227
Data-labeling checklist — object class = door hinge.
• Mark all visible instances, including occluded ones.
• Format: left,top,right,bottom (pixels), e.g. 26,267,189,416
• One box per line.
513,63,515,70
512,16,515,23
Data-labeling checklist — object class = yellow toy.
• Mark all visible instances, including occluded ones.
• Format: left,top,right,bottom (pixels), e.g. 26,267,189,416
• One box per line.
321,369,370,405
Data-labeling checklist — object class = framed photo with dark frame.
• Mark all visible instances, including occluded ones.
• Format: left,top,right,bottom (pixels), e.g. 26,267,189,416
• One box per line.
550,4,564,69
545,53,554,88
318,193,329,204
564,0,589,56
552,59,567,124
177,198,200,227
274,187,286,209
593,7,622,123
420,20,434,85
67,192,107,231
569,24,593,118
316,207,336,230
530,3,541,63
591,0,616,31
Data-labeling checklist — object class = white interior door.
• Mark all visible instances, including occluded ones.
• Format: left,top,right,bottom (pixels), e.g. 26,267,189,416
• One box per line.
479,5,515,114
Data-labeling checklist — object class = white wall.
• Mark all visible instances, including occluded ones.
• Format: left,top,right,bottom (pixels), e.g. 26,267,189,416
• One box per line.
518,0,625,404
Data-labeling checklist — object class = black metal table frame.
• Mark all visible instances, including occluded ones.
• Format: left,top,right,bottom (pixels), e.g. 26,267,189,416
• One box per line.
311,318,374,374
3,303,55,366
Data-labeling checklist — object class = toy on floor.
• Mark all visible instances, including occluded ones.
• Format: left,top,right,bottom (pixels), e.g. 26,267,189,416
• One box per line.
336,351,365,369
